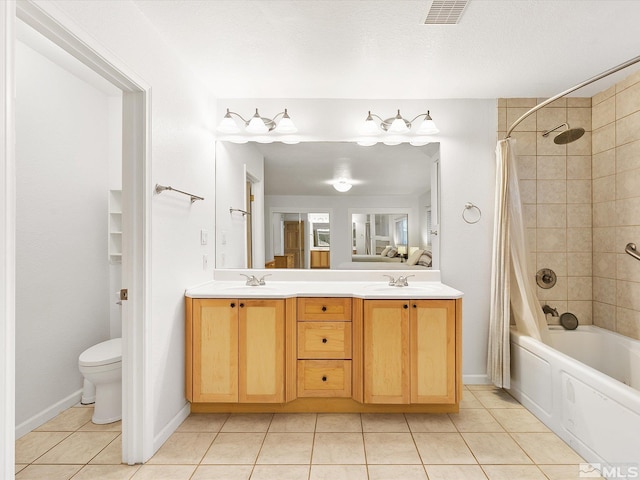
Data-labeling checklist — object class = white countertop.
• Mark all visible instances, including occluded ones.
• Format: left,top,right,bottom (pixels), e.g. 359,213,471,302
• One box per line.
186,270,463,300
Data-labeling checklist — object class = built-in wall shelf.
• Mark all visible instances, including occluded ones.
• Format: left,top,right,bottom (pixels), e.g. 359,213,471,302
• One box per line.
109,189,122,263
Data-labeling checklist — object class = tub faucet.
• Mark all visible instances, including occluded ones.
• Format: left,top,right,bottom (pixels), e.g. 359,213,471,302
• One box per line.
542,305,559,317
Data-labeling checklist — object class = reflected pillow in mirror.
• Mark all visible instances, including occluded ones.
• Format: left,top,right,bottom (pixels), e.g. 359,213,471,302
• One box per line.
406,249,424,265
418,252,432,267
380,246,392,256
387,247,398,257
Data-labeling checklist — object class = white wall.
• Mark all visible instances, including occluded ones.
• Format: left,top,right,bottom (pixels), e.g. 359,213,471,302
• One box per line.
47,0,218,448
15,40,112,430
215,141,264,268
220,98,497,382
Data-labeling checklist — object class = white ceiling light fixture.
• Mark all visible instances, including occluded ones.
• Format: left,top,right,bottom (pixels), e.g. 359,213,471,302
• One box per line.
357,109,439,146
333,178,353,193
217,108,298,135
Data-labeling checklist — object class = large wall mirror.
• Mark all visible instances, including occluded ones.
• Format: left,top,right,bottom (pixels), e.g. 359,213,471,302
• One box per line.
215,141,440,270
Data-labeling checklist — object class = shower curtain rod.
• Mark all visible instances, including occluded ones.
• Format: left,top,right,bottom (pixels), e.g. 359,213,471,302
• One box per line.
506,54,640,138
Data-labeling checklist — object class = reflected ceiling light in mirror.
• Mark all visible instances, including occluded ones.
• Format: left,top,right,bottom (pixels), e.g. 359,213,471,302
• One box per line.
217,108,298,135
358,109,439,146
333,178,353,192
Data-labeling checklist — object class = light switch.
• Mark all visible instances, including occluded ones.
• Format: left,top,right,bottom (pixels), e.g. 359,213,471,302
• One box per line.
200,229,208,245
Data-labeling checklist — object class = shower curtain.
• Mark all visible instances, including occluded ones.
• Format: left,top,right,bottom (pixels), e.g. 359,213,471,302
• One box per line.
488,138,550,388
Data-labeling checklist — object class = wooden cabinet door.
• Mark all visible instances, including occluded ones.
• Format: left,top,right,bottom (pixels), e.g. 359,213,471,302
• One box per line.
410,300,456,404
192,299,238,403
284,221,303,268
363,300,410,404
239,299,285,403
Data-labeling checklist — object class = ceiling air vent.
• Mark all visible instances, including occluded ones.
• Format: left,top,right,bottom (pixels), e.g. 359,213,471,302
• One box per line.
424,0,469,25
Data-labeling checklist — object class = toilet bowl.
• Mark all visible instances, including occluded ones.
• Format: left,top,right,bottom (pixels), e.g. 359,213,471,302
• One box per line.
78,338,122,424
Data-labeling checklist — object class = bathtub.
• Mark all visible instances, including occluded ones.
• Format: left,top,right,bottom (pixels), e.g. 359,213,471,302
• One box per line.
510,325,640,473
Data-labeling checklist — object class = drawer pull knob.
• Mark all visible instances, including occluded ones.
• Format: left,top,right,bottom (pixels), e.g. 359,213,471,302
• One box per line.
321,306,327,312
322,376,327,382
230,302,236,308
322,338,328,343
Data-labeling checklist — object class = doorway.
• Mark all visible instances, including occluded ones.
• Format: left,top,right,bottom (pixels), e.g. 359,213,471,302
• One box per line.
1,1,152,473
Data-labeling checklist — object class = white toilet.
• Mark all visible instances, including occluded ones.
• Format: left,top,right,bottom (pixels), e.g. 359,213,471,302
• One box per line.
78,338,122,424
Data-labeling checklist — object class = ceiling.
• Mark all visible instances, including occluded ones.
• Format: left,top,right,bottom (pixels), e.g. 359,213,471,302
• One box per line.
131,0,640,100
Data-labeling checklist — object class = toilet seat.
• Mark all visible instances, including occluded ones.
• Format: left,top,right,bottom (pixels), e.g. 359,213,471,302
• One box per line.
79,338,121,367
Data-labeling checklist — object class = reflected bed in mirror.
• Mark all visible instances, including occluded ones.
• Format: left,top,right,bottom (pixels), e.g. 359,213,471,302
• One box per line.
215,141,440,270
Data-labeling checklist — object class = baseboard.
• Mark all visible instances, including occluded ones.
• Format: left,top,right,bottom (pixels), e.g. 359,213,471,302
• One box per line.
15,389,83,439
463,374,491,385
153,402,190,454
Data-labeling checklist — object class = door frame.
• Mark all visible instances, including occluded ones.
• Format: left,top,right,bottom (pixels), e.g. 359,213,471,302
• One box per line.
1,0,153,473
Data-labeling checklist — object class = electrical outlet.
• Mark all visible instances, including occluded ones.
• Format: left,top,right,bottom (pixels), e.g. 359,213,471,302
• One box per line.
203,254,208,270
200,229,208,245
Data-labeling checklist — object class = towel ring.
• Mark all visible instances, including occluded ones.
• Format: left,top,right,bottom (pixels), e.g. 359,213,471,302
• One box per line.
462,202,481,224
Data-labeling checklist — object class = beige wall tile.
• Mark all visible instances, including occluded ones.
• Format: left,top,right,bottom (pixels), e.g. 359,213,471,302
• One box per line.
566,179,591,204
523,204,537,228
593,201,616,227
568,107,592,132
567,300,593,324
526,228,537,252
567,204,591,228
616,110,640,146
616,307,640,340
592,124,615,154
512,131,537,155
594,301,616,330
592,227,615,252
592,149,615,178
617,139,640,173
520,180,537,204
517,156,537,179
507,107,536,132
536,204,566,228
617,197,640,226
536,228,566,252
537,134,566,156
537,277,567,301
536,156,565,179
593,84,616,106
567,252,592,276
616,69,640,93
567,156,591,179
498,98,507,108
537,180,566,204
593,175,615,203
536,252,567,276
567,97,591,108
568,277,592,301
593,277,616,304
616,80,640,119
567,228,592,252
592,96,615,130
617,253,640,282
507,98,537,108
497,107,506,132
616,168,640,200
617,280,640,311
616,225,640,253
567,130,591,155
537,97,566,108
593,252,616,278
537,108,566,133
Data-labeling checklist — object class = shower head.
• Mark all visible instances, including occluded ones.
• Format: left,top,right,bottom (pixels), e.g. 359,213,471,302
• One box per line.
542,123,585,145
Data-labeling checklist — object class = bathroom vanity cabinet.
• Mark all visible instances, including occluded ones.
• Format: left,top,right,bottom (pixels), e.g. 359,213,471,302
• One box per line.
185,292,462,413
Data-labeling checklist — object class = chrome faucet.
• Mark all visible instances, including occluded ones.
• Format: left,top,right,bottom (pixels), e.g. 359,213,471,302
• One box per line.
542,305,559,317
240,274,271,286
382,274,414,287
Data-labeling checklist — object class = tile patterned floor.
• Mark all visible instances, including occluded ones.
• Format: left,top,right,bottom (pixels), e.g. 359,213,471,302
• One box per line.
15,386,601,479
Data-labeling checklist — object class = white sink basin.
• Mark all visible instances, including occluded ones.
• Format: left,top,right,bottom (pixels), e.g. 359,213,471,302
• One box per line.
363,284,438,293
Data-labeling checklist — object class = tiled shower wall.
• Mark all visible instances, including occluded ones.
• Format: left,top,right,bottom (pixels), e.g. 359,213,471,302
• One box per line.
497,97,593,326
592,70,640,340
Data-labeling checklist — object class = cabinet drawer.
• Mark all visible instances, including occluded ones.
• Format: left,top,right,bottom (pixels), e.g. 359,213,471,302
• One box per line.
298,297,352,321
297,360,352,397
298,322,352,359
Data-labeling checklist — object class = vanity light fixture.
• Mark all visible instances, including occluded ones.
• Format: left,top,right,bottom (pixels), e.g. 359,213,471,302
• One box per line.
358,109,439,146
217,108,298,135
333,178,353,193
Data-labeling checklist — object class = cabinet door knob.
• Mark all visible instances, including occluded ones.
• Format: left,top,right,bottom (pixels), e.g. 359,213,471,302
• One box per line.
230,302,236,308
321,306,327,312
239,303,245,308
322,338,328,343
322,376,327,382
413,304,417,308
403,304,409,309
